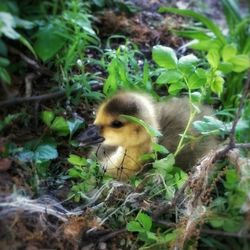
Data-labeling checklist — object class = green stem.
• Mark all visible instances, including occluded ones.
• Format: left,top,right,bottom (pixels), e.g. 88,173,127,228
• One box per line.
174,85,197,157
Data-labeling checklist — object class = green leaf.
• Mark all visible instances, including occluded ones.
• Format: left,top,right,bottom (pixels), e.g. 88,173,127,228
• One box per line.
153,154,175,175
0,66,10,84
127,221,145,233
228,55,250,72
34,144,58,162
137,212,152,231
190,38,222,51
156,70,183,84
159,7,226,44
218,62,233,73
68,154,87,167
67,118,84,136
120,115,162,137
209,216,224,228
17,150,34,162
152,143,169,154
34,24,68,62
222,44,237,62
51,117,69,136
0,56,10,67
191,91,202,103
41,111,55,126
178,54,199,74
187,68,206,89
152,45,177,69
0,12,20,39
211,75,224,96
168,81,186,95
207,49,220,69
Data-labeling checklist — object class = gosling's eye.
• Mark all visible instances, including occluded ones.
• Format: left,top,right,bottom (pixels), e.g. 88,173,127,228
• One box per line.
110,120,124,128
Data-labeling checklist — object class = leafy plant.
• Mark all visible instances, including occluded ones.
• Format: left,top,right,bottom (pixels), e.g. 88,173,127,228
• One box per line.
67,154,101,202
160,3,250,107
127,211,177,249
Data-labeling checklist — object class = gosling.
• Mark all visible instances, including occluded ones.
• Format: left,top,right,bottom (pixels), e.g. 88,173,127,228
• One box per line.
77,91,217,180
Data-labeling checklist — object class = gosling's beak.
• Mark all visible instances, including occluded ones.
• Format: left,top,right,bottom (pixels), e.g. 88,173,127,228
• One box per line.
77,125,104,146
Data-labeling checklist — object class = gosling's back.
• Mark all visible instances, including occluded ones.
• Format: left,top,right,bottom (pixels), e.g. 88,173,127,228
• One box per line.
157,98,217,169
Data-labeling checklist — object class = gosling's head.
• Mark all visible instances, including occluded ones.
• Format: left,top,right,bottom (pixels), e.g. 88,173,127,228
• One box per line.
77,91,159,148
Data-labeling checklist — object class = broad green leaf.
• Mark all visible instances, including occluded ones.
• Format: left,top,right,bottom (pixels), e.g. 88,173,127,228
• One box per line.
218,62,233,73
146,231,158,241
178,54,199,73
34,24,68,62
228,55,250,72
211,75,224,96
137,212,152,231
41,111,55,126
159,7,226,44
120,115,162,137
207,49,220,69
190,38,222,51
191,91,202,103
51,117,69,136
67,118,84,136
127,221,145,233
152,45,177,69
34,144,58,162
152,143,169,154
222,44,237,62
68,154,87,166
187,68,206,89
156,70,183,84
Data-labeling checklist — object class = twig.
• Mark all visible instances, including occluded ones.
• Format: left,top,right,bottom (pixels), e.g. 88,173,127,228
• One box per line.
201,228,250,239
9,47,52,76
229,71,250,147
0,84,102,107
97,229,127,243
235,143,250,149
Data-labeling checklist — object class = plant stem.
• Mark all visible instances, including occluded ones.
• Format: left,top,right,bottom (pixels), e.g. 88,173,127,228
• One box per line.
174,88,197,157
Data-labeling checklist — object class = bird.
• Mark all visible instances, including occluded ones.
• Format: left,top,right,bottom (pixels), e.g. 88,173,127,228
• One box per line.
77,91,217,180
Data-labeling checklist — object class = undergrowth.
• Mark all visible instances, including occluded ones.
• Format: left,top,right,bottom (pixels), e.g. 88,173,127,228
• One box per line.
0,0,250,249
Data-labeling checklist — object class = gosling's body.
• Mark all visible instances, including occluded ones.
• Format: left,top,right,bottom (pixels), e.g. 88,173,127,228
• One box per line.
81,92,216,180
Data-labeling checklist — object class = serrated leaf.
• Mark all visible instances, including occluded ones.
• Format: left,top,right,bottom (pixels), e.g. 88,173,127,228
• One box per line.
17,150,34,162
34,144,58,162
41,111,55,126
137,212,152,231
156,70,183,84
152,45,177,69
222,44,237,62
207,49,220,69
68,154,87,166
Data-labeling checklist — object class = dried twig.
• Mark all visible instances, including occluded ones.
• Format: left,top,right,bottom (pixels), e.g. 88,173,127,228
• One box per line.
0,84,102,107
